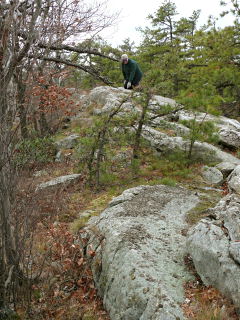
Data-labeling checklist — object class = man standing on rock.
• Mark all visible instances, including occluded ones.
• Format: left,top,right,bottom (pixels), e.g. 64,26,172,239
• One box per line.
121,54,143,90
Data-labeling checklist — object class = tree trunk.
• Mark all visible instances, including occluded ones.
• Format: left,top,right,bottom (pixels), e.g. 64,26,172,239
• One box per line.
39,110,50,137
17,81,28,139
132,93,151,160
0,85,19,309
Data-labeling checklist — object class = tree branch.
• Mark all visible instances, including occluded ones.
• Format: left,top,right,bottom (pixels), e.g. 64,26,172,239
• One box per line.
28,54,114,84
18,32,119,61
186,64,208,68
37,42,119,61
149,106,184,121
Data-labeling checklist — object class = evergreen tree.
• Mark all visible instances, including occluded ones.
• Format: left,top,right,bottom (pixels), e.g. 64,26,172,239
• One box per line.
138,1,200,97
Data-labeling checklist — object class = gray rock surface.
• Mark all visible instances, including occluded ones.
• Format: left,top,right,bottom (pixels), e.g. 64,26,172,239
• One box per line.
187,194,240,309
201,166,224,185
55,150,64,162
55,134,80,150
228,165,240,194
215,161,237,178
218,128,240,148
86,185,200,320
36,174,81,191
86,86,129,106
177,110,240,132
148,95,180,112
141,125,240,164
148,117,190,136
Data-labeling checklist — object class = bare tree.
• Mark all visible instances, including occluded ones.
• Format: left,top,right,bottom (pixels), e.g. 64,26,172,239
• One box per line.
15,0,118,137
0,0,43,310
0,0,118,311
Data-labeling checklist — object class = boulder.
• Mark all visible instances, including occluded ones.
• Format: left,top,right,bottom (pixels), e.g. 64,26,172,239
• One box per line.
218,128,240,148
86,185,199,320
215,161,237,178
201,166,224,185
228,165,240,194
36,174,81,191
187,194,240,309
55,134,80,150
148,95,180,112
86,86,129,106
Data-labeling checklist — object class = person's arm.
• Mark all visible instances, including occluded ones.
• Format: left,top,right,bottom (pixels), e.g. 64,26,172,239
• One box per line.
122,64,127,80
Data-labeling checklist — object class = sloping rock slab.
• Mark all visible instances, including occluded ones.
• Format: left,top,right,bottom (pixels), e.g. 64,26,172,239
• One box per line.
36,174,81,191
142,125,240,165
177,110,240,132
187,194,240,309
86,185,199,320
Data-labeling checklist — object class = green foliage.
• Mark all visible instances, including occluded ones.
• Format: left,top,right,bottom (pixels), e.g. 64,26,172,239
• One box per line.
131,158,141,175
76,101,133,187
70,215,91,232
14,136,56,167
181,119,219,144
186,197,218,225
159,177,177,187
118,38,136,54
140,150,194,182
177,116,219,160
134,0,240,114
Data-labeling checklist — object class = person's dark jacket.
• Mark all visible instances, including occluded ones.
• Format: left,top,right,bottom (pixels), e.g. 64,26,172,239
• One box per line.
121,59,142,85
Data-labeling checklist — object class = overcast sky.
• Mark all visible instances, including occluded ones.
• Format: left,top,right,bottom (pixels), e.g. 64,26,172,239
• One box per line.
100,0,234,47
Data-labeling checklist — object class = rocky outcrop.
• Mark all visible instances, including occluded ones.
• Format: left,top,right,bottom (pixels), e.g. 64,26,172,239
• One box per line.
187,194,240,309
85,86,132,115
79,87,240,162
228,165,240,194
148,117,190,136
177,110,240,132
86,185,199,320
85,86,129,107
36,174,81,191
141,126,240,165
177,110,240,147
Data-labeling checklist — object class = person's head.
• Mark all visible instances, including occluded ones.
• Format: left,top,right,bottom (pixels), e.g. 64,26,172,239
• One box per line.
121,54,128,64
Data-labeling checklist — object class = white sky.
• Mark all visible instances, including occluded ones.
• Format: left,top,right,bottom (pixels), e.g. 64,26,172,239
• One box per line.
100,0,235,47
